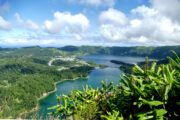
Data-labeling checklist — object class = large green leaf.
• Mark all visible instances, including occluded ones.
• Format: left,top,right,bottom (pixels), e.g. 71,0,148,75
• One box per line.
150,62,156,73
133,65,144,74
155,109,167,120
48,105,60,110
139,98,163,106
137,111,154,120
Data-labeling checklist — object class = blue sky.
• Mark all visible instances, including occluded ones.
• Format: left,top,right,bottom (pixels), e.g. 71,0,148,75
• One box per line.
0,0,180,47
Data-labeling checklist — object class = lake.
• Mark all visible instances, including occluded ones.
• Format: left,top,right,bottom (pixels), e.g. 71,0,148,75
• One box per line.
38,55,146,117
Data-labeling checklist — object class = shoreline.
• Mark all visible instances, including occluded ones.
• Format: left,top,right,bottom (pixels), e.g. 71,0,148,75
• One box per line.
38,76,88,101
19,76,89,118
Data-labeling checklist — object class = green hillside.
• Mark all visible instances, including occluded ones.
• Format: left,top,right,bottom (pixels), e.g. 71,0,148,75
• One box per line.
0,46,67,58
59,45,180,59
0,47,94,118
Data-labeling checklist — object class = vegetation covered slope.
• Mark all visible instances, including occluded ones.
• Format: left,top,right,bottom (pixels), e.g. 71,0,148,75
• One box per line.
0,47,94,118
50,52,180,120
0,46,66,58
59,45,180,59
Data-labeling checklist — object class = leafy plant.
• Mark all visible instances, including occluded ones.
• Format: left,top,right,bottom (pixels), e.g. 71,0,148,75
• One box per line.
50,52,180,120
101,110,123,120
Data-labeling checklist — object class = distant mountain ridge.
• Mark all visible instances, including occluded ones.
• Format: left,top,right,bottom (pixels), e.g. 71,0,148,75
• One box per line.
59,45,180,59
1,45,180,59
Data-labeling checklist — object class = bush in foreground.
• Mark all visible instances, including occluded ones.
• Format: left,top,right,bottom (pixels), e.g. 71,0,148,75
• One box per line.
49,52,180,120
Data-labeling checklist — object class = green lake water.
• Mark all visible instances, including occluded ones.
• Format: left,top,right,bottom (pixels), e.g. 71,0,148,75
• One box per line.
38,55,146,117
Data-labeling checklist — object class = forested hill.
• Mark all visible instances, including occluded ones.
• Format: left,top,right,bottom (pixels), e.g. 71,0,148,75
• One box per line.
59,45,180,59
0,46,66,58
0,46,94,118
1,45,180,59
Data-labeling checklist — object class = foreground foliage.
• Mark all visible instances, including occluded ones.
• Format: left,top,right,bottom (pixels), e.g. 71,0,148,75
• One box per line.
50,52,180,119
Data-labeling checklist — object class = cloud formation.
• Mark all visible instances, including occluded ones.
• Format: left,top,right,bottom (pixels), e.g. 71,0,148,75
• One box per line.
0,16,11,30
150,0,180,24
99,8,128,26
43,11,89,34
99,1,180,45
14,13,40,30
1,0,180,46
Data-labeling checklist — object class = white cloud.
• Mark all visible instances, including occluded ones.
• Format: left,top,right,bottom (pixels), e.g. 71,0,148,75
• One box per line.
77,0,115,7
26,20,40,30
100,24,126,41
99,8,128,26
130,19,142,28
99,8,128,42
150,0,180,23
131,5,158,18
99,6,180,45
0,16,11,30
43,11,89,34
14,13,40,30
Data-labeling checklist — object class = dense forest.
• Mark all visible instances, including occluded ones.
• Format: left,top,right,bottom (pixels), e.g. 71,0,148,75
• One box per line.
49,52,180,120
0,47,94,118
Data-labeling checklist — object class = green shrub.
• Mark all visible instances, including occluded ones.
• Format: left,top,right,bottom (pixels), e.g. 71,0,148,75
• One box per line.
50,52,180,120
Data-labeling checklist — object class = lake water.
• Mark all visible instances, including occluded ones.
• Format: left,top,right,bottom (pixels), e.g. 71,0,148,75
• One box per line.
38,55,146,117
